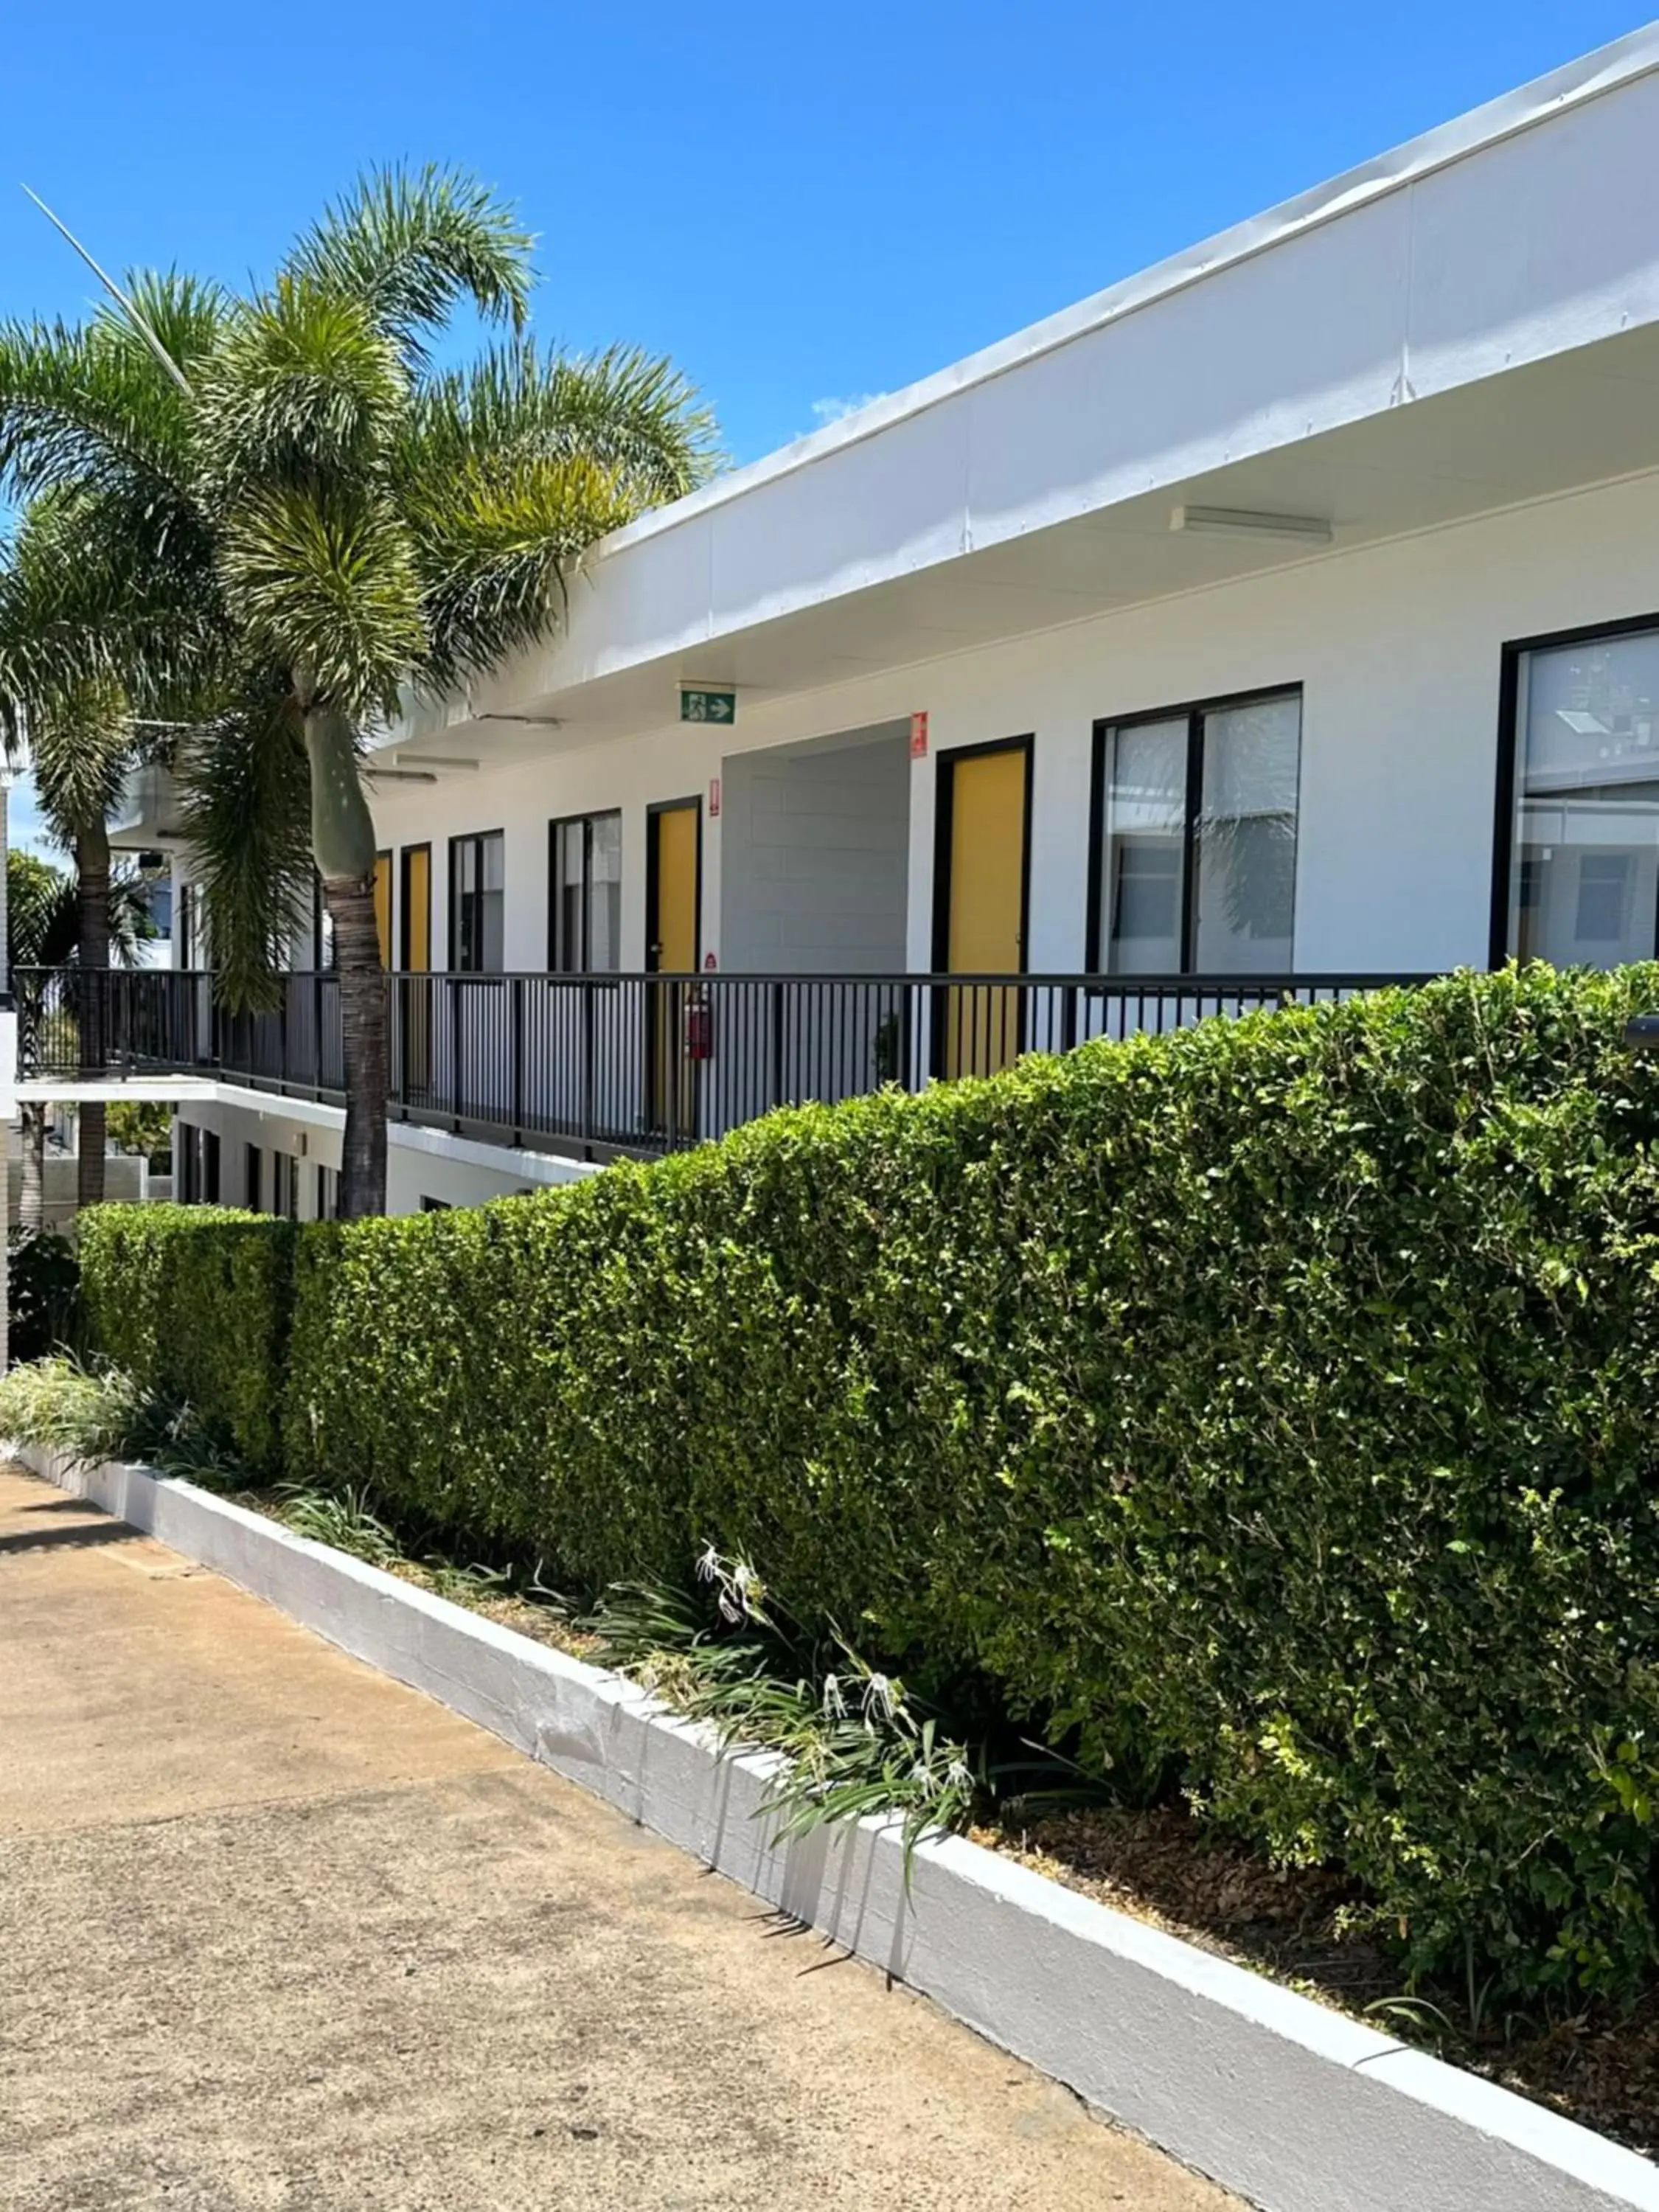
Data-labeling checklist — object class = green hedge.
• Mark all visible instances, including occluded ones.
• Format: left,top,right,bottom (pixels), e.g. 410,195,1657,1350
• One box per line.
78,1204,295,1474
88,968,1659,2003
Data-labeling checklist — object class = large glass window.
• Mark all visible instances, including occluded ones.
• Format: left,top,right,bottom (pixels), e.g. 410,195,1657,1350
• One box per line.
449,830,505,973
550,812,622,973
1096,689,1301,974
1505,625,1659,967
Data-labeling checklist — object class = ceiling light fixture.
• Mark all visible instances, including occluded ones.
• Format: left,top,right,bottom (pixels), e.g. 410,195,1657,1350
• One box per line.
1171,503,1333,544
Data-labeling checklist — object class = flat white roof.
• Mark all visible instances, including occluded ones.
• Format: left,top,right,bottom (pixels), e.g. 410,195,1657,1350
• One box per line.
396,24,1659,746
605,22,1659,556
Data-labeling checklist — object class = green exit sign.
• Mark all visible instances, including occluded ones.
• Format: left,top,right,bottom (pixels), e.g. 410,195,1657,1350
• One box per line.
681,686,736,725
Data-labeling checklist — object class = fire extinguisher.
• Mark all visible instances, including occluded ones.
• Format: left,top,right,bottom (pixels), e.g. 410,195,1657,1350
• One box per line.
684,989,714,1062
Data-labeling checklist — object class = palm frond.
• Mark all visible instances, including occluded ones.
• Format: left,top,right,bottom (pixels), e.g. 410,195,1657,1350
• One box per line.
26,675,134,841
94,269,230,383
195,280,408,501
11,858,153,967
7,849,74,966
0,310,195,509
407,448,633,695
0,490,229,724
171,691,315,1009
407,338,721,507
217,482,426,717
282,164,532,361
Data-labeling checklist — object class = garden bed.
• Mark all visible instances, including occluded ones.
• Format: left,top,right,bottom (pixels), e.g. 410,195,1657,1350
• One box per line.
15,1435,1658,2212
180,1473,1659,2160
985,1806,1658,2160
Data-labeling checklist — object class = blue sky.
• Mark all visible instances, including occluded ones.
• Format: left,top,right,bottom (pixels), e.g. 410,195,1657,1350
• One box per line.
0,1,1648,847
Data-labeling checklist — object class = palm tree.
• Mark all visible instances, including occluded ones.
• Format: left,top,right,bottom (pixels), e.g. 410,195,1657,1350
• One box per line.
7,849,73,1228
0,170,717,1214
7,847,153,1224
0,512,162,1206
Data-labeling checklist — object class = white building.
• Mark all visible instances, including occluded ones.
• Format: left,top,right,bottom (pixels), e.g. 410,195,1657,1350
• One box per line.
26,25,1659,1216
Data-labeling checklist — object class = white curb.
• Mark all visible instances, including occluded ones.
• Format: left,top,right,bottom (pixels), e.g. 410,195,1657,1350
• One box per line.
18,1441,1658,2212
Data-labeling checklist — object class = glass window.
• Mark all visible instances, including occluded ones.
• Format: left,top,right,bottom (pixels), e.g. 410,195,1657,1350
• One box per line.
1506,627,1659,967
450,831,505,973
178,882,207,969
1193,695,1301,973
1097,691,1301,975
1102,718,1187,975
551,811,623,973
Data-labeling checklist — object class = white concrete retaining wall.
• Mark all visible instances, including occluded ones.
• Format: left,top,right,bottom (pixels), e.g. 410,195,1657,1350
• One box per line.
20,1440,1658,2212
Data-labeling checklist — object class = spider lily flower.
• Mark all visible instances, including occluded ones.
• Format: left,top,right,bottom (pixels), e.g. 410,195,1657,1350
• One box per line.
862,1672,897,1722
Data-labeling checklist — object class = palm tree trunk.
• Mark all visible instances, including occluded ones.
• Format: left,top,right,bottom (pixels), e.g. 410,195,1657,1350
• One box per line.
324,873,388,1217
302,706,386,1217
75,818,111,1213
19,1102,45,1231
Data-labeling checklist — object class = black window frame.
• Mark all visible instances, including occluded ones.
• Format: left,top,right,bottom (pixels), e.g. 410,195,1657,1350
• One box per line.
203,1130,220,1203
548,810,624,974
1088,683,1304,975
178,882,200,969
1490,609,1659,969
448,829,505,975
244,1142,262,1214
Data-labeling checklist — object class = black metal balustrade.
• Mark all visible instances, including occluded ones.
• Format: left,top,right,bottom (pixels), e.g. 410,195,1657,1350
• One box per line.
13,966,1436,1163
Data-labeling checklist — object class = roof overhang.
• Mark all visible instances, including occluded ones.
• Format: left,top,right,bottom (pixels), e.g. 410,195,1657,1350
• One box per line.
389,24,1659,762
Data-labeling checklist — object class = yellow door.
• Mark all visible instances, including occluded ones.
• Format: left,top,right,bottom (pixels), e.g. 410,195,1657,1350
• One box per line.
403,846,431,971
943,745,1027,1078
649,804,699,1134
400,844,431,1093
373,852,392,968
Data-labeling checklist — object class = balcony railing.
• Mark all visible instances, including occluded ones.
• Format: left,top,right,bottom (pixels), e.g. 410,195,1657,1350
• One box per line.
13,965,1436,1162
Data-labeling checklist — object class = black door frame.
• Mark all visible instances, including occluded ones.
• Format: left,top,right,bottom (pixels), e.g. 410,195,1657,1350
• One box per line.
645,796,703,972
644,797,703,1141
929,734,1034,974
929,734,1034,1079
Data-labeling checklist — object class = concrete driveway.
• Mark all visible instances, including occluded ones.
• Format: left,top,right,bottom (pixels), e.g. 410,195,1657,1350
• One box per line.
0,1464,1234,2211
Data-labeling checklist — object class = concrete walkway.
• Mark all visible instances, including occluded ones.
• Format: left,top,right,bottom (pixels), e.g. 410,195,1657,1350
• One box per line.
0,1466,1233,2212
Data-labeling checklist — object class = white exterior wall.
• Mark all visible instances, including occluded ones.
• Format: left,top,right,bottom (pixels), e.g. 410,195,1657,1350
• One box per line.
174,1099,594,1217
354,466,1659,987
718,726,910,974
5,1152,148,1230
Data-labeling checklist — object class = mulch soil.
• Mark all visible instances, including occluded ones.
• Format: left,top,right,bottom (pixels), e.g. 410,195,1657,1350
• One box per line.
978,1805,1658,2160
